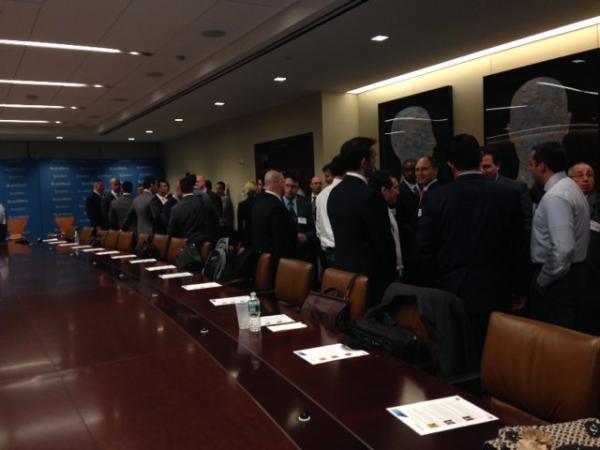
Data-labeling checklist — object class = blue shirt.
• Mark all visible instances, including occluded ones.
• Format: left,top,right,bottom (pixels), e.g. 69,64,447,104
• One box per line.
284,197,298,217
531,172,590,287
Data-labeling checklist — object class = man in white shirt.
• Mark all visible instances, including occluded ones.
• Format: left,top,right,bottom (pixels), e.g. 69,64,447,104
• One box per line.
529,142,590,330
309,176,322,219
315,156,344,267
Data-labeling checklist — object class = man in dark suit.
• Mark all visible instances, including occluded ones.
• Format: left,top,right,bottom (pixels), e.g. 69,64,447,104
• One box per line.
109,181,134,230
101,177,121,229
328,137,397,306
85,179,104,228
122,176,163,236
216,181,234,238
395,159,419,283
157,180,178,230
251,170,298,267
481,148,533,233
168,175,217,244
417,134,529,367
283,173,317,264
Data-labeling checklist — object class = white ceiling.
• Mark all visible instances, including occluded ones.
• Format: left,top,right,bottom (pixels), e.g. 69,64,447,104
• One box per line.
0,0,599,143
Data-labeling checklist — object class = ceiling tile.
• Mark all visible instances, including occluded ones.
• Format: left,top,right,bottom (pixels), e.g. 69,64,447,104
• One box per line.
0,0,40,39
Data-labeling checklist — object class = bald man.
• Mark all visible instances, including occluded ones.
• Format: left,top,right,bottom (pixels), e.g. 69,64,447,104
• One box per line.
251,170,299,270
569,162,599,221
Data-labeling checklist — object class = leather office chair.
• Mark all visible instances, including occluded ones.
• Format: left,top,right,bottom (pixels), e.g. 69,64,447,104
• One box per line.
166,237,187,264
481,312,600,424
63,226,76,241
79,227,94,245
137,233,150,248
96,229,108,246
255,253,273,290
7,218,27,241
152,234,170,261
321,268,368,322
200,241,213,262
274,258,314,306
104,230,120,250
117,231,134,253
54,216,74,237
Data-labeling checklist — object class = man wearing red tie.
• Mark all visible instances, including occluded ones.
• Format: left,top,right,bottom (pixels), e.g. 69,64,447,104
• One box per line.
415,156,440,217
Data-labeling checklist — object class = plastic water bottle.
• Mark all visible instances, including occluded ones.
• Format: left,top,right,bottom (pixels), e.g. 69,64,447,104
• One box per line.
74,229,79,244
248,292,261,333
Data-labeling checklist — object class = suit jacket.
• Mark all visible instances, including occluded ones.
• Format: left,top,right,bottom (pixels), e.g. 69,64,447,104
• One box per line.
101,192,118,229
284,195,317,263
496,175,533,233
161,194,178,230
328,175,397,303
416,173,529,314
251,192,298,262
168,194,217,244
85,192,103,228
237,197,255,246
122,191,163,236
109,194,134,231
395,181,419,281
219,195,234,228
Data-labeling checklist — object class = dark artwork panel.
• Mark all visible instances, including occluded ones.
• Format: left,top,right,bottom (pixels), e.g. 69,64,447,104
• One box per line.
378,86,454,179
484,49,600,185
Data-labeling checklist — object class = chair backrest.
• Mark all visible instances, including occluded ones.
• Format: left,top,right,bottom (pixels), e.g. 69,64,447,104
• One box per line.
255,253,273,290
167,237,187,264
321,268,369,321
54,216,74,234
96,229,108,246
152,234,170,260
79,227,94,245
482,312,600,423
117,231,134,253
200,241,213,262
137,233,150,248
104,230,120,250
7,218,27,239
274,258,314,305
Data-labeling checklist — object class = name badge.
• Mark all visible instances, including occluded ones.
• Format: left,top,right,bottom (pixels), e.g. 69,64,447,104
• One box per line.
298,217,308,225
591,220,600,233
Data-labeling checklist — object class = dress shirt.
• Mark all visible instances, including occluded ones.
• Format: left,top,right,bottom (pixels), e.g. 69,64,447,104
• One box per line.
345,172,368,185
111,190,119,199
388,207,403,276
283,196,298,217
402,178,419,195
0,203,5,225
531,172,590,287
156,193,168,205
315,177,342,249
417,179,438,211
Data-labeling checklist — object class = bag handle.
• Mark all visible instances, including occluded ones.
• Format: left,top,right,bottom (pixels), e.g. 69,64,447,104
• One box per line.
343,274,360,300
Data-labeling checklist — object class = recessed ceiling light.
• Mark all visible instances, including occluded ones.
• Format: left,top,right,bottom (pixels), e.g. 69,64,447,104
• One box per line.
69,106,78,110
145,130,154,134
572,59,586,64
0,79,88,88
56,136,63,140
93,84,104,88
129,51,141,56
128,137,135,141
0,119,50,123
0,103,64,109
371,35,389,42
350,15,600,94
54,120,62,124
214,101,225,107
0,39,124,54
174,118,183,122
273,76,287,82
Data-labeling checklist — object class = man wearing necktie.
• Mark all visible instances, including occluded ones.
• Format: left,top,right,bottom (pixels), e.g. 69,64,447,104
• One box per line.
415,156,440,217
309,176,322,220
284,174,317,266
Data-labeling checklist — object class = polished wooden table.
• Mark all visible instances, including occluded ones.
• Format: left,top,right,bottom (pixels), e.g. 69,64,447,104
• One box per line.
1,242,523,449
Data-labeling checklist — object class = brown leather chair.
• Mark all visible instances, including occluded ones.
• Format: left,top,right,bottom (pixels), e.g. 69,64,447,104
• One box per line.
200,241,213,262
63,226,76,241
117,231,134,253
7,218,27,241
152,234,170,261
54,216,75,236
166,237,187,264
96,229,108,246
79,227,94,245
274,258,314,306
321,268,368,322
255,253,273,290
137,233,150,248
104,230,120,250
482,312,600,424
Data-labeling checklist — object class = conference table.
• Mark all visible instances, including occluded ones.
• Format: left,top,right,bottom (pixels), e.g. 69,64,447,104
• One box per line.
0,242,524,449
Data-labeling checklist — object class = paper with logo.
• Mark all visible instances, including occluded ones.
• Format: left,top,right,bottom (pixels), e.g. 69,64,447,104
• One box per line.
111,254,137,260
82,247,105,253
268,322,307,332
208,295,249,305
260,314,295,327
146,265,177,272
386,395,498,436
129,258,157,264
96,250,120,255
294,343,368,365
159,272,194,280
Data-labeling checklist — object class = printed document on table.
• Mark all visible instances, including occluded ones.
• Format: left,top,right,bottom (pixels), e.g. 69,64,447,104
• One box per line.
260,314,295,327
159,272,193,280
268,322,307,332
82,248,105,253
58,243,79,247
129,258,157,264
387,395,498,435
96,250,119,255
71,245,92,250
48,241,67,245
43,238,59,243
294,343,368,365
208,295,249,305
146,265,176,272
111,254,136,260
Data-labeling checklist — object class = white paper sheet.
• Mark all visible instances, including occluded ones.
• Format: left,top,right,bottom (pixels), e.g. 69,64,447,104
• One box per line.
387,395,498,436
43,238,59,243
58,243,78,247
182,282,222,291
71,245,92,250
111,254,137,260
268,322,307,332
82,247,105,253
48,240,68,245
260,314,295,327
129,258,157,264
145,265,177,272
591,220,600,233
208,295,249,305
294,343,368,365
159,272,193,280
96,250,120,255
